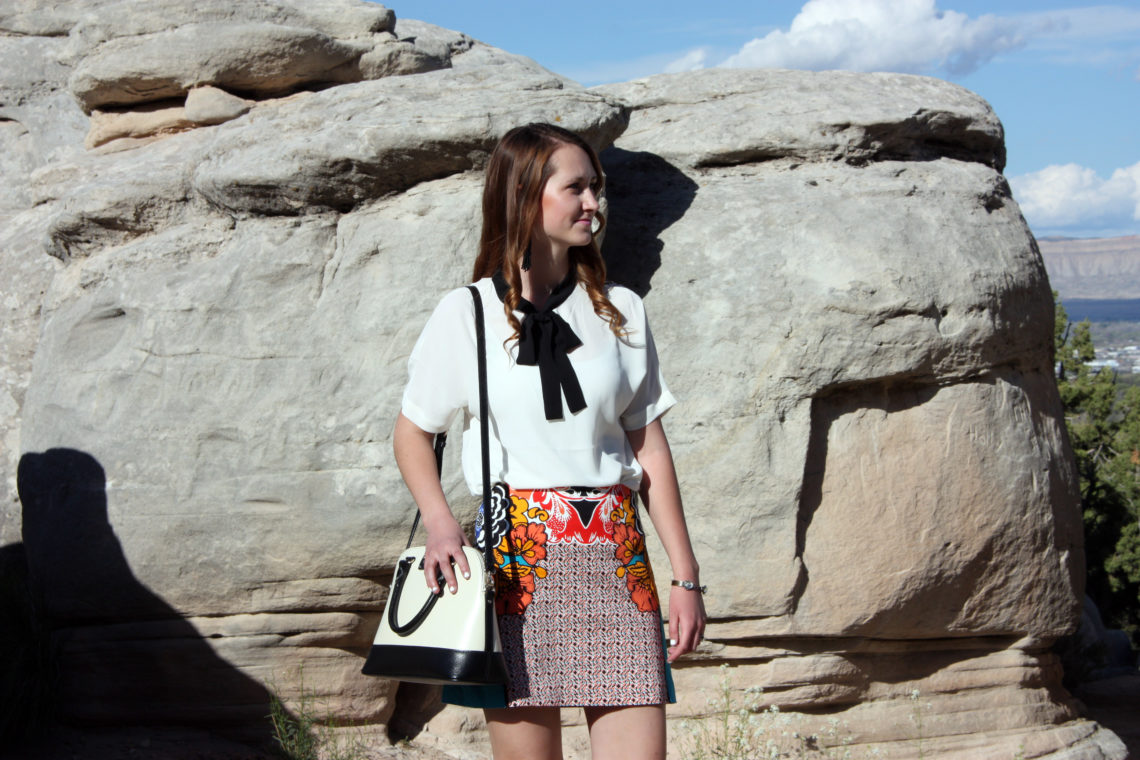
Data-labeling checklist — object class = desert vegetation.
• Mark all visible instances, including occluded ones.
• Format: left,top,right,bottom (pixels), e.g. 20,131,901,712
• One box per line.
1055,295,1140,647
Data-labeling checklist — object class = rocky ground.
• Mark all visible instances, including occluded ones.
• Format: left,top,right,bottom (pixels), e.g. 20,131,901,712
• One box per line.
1077,675,1140,759
12,677,1140,760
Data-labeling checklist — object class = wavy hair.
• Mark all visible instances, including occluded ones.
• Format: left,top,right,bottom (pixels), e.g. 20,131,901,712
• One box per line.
471,123,625,340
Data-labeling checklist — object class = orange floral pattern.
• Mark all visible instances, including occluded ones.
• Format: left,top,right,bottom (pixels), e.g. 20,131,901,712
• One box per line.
488,485,659,615
494,519,549,615
611,521,660,612
496,567,537,615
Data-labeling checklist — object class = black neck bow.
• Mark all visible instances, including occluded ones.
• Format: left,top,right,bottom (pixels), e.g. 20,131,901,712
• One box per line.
492,270,586,421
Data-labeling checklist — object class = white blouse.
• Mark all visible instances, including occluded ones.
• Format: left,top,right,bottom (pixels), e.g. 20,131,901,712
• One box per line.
401,277,676,495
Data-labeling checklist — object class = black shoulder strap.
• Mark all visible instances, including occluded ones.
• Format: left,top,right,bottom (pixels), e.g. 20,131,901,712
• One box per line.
467,284,500,668
404,285,492,587
466,285,494,581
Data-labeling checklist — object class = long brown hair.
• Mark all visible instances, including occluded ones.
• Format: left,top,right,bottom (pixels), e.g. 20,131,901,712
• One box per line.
471,123,625,340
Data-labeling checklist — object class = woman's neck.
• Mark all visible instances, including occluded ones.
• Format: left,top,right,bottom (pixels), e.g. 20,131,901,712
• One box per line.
519,242,570,310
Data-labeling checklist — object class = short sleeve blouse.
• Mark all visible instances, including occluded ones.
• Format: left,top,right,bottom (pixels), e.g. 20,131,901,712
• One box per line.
401,277,676,495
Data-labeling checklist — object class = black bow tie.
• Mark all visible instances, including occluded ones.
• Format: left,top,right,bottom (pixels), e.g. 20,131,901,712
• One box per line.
493,271,587,421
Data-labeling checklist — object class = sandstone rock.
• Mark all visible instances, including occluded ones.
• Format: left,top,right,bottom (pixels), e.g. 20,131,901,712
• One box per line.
796,373,1080,637
0,215,58,547
42,130,217,261
392,17,475,62
84,87,256,150
356,35,446,79
595,71,1075,637
0,1,92,37
0,35,88,210
0,32,87,545
191,68,627,215
85,103,195,149
184,86,254,125
69,23,369,112
596,68,1005,170
57,0,394,61
3,2,1124,759
588,68,1104,756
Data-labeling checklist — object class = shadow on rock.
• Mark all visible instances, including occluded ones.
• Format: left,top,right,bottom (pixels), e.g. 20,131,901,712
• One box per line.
15,448,277,751
0,542,57,744
600,148,698,297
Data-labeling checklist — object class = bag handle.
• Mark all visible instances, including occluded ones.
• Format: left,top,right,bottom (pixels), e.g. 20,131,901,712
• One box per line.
387,554,442,635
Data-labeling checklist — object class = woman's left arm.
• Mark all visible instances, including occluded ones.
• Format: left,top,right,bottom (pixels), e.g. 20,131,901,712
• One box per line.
627,417,706,663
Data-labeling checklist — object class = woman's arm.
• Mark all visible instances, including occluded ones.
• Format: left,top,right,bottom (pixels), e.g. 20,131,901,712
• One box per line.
626,417,706,663
393,412,471,594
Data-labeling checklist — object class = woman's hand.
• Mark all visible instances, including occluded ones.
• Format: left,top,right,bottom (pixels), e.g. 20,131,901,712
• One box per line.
627,418,707,662
422,514,472,595
667,583,707,662
393,413,472,594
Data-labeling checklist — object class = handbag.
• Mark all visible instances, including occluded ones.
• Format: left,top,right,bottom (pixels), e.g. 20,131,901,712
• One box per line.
361,285,508,685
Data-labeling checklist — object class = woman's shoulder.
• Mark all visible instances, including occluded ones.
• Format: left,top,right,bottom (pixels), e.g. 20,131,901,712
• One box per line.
419,282,485,331
602,282,649,320
603,281,642,304
433,279,491,310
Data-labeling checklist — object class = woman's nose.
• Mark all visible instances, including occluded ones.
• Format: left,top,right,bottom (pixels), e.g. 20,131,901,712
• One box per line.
583,188,599,213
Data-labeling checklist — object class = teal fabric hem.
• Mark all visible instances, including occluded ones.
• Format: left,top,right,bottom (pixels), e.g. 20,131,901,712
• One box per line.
441,682,509,709
440,637,676,708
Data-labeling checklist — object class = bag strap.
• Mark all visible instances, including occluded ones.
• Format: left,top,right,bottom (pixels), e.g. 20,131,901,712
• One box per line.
466,284,494,581
403,285,494,586
467,283,500,674
403,433,446,549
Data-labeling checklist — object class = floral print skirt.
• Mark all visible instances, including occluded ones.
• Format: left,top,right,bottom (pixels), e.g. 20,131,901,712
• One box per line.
442,484,673,708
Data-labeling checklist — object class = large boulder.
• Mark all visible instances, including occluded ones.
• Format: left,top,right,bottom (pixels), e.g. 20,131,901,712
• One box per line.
0,25,88,545
590,70,1105,758
2,2,1125,759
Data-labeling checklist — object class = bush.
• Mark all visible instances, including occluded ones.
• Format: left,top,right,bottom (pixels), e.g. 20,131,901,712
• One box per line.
1055,297,1140,648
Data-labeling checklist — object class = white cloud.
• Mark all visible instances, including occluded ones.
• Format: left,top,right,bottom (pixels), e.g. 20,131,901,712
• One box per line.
1018,5,1140,43
1010,162,1140,236
718,0,1027,75
664,48,709,74
571,3,1140,86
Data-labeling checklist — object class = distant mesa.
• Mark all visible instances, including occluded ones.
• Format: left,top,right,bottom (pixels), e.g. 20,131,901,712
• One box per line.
1039,234,1140,300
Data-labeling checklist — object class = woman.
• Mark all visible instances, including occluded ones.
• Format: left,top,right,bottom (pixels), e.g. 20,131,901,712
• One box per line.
393,123,705,760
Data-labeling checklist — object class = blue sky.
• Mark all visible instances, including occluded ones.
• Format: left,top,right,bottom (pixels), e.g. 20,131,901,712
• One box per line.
403,0,1140,240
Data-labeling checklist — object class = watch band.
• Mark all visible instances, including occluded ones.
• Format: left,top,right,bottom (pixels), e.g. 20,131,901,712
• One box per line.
671,579,707,594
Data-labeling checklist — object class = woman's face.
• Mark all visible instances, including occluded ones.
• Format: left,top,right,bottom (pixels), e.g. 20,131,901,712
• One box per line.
535,143,599,256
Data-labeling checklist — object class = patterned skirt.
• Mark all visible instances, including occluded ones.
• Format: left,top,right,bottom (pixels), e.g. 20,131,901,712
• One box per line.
442,484,673,708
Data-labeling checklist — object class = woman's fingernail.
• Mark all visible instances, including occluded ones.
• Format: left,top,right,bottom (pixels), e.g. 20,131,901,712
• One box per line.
670,639,678,646
463,571,471,579
448,585,456,593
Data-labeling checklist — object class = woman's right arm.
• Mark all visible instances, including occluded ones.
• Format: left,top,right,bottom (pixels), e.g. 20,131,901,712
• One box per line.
393,412,472,594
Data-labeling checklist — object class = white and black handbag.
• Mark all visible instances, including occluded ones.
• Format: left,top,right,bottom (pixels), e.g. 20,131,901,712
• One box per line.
361,285,508,685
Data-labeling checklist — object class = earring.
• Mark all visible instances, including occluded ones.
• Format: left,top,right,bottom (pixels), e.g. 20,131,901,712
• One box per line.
521,246,532,272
